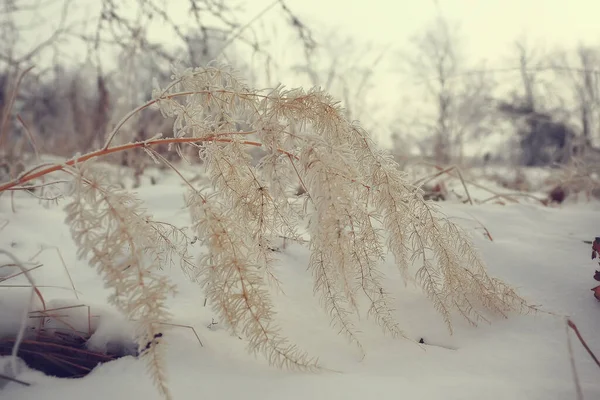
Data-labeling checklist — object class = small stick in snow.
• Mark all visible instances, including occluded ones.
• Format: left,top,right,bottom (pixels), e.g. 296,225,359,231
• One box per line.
566,320,584,400
417,338,457,351
567,319,600,369
0,372,31,387
157,322,204,347
414,164,474,206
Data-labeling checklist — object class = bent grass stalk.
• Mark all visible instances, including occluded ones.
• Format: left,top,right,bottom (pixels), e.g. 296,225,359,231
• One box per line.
0,134,297,192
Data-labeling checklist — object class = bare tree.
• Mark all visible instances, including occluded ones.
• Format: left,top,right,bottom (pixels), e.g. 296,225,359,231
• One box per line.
451,63,501,164
574,46,599,148
515,40,539,113
406,15,458,164
399,14,497,165
291,31,387,124
551,45,600,154
0,0,72,69
0,0,317,163
498,38,578,167
0,0,76,179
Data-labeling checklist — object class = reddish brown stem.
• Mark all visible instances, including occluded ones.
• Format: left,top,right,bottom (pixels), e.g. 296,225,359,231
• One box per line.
0,135,297,192
567,318,600,369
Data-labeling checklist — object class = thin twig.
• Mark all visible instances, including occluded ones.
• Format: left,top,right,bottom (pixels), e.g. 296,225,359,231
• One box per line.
0,66,34,150
0,133,297,192
16,115,41,160
101,89,258,149
157,322,204,347
0,264,43,282
5,180,70,191
220,0,280,54
568,318,600,369
478,192,548,206
29,246,78,300
420,162,526,205
415,165,473,205
0,373,30,387
0,253,46,310
566,319,585,400
458,211,494,242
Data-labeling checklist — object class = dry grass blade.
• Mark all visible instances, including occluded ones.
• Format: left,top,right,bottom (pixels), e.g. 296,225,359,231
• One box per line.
0,333,131,379
417,161,547,205
0,373,31,387
157,322,203,347
29,246,78,300
0,251,46,311
415,164,474,205
0,264,43,282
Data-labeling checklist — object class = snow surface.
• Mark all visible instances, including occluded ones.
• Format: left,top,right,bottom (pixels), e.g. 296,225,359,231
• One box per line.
1,165,600,400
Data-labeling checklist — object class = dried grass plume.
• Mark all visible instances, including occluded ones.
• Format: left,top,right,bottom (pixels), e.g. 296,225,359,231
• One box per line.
2,63,537,399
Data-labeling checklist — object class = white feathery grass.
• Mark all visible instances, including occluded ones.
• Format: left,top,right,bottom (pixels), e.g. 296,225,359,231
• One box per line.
1,63,537,399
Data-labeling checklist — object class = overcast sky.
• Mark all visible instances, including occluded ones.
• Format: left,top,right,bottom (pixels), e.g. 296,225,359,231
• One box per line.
21,0,599,69
11,0,600,147
287,0,600,60
278,0,600,145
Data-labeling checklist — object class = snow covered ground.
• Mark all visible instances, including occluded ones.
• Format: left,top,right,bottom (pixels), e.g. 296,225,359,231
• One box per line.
1,165,600,400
